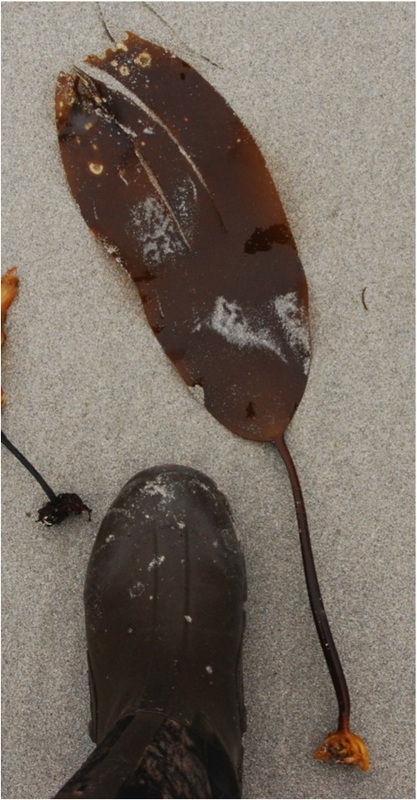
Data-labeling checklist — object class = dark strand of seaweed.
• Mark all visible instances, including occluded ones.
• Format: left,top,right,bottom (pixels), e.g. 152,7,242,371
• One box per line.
97,2,117,45
1,430,57,502
274,434,350,732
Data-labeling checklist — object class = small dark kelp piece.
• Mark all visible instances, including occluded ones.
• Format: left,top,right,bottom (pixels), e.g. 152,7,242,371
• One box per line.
56,33,368,769
37,493,92,527
1,431,92,527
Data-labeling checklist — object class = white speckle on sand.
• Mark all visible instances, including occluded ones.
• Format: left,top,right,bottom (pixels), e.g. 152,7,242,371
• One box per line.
105,533,115,543
184,615,192,623
205,665,213,674
209,297,286,359
129,581,145,598
148,555,166,571
213,539,218,548
274,292,311,374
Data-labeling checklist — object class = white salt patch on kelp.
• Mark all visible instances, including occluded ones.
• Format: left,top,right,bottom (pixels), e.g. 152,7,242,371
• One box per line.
129,581,145,598
117,121,138,140
128,196,186,265
192,307,203,333
274,292,311,375
148,555,165,571
132,153,191,251
172,176,198,242
209,297,286,360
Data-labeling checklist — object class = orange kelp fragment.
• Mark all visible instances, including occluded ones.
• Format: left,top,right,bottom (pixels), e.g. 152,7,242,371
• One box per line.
2,267,19,346
1,267,19,406
314,729,370,771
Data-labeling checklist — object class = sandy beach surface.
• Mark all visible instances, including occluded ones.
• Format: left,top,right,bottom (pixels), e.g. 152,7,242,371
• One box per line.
2,3,414,798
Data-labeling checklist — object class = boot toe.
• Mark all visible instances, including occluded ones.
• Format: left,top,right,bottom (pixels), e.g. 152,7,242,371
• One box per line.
84,465,246,795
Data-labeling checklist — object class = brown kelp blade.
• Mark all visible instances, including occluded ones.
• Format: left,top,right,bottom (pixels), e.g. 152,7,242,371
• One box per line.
56,32,310,444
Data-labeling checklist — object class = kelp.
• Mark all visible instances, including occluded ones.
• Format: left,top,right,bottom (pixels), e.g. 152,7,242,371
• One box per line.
56,33,368,770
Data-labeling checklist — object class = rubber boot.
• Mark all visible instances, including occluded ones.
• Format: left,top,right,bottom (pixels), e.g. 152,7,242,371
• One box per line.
55,465,246,798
